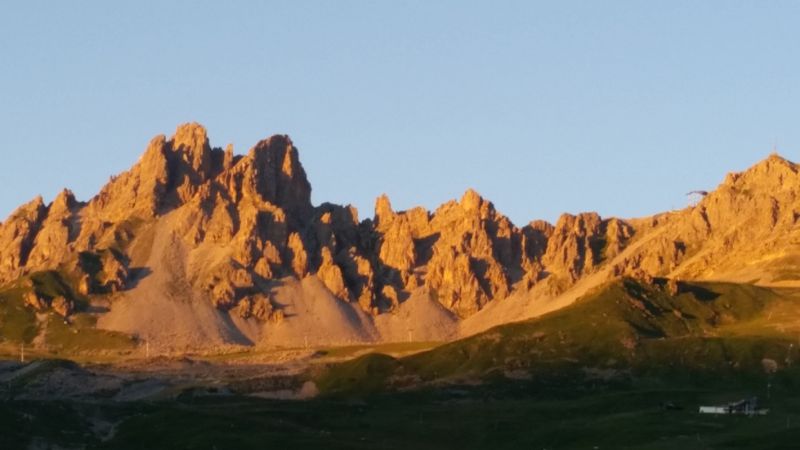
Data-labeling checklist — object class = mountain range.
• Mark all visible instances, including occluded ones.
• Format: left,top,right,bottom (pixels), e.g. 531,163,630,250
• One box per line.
1,123,797,351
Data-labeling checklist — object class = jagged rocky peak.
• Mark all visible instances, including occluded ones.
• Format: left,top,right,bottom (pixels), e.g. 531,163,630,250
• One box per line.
25,189,82,269
459,188,490,215
161,122,229,205
5,124,800,328
50,189,77,213
88,133,170,220
370,188,515,316
691,152,800,231
721,152,797,189
14,195,46,217
542,212,634,282
608,152,800,282
238,134,313,219
170,122,212,170
88,124,316,223
374,193,394,226
0,196,48,278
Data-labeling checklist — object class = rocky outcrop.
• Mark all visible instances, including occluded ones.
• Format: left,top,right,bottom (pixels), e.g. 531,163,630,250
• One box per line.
23,290,73,317
337,247,377,312
235,293,283,322
0,196,47,279
611,153,800,282
316,247,349,301
24,290,48,311
542,213,633,287
27,190,79,269
375,199,416,279
371,190,517,317
51,296,74,317
287,232,309,278
75,250,129,295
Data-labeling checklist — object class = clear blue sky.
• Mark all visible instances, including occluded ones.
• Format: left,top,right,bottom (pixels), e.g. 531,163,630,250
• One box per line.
2,1,799,225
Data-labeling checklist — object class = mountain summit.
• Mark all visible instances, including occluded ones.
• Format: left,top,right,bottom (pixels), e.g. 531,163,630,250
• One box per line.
0,124,796,349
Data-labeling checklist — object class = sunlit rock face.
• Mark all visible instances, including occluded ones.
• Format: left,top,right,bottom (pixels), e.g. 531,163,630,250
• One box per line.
1,124,797,326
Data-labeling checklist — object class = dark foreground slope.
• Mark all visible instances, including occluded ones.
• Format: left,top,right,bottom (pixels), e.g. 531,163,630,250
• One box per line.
4,382,800,450
5,356,800,448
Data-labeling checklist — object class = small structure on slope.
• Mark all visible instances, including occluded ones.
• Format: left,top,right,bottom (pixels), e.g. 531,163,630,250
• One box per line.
699,397,768,415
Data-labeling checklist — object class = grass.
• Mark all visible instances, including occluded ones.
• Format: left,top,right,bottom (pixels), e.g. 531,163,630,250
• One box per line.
0,270,137,357
314,353,402,395
105,386,790,450
315,278,793,395
44,313,137,354
4,378,800,449
316,341,440,358
0,286,38,344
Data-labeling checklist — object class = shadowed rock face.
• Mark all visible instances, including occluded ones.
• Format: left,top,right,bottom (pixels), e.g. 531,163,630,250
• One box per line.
0,125,797,325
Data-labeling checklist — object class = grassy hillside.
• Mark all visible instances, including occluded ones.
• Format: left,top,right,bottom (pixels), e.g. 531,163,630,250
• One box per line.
316,278,797,394
0,271,136,356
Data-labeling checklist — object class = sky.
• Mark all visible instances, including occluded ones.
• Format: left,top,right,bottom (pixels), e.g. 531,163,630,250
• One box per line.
1,1,799,225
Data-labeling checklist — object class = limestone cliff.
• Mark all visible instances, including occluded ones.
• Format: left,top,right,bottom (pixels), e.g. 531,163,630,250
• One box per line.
0,124,797,346
612,153,800,284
